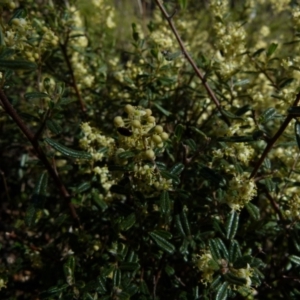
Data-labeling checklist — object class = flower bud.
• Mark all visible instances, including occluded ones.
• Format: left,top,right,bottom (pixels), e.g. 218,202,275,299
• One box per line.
125,104,135,114
154,125,163,134
114,116,124,127
131,120,141,128
144,149,155,160
161,132,169,140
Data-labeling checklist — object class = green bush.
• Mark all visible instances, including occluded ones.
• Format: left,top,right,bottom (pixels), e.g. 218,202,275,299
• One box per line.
1,0,300,299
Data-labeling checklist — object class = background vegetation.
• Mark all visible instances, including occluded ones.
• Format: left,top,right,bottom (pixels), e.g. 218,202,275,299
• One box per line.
1,0,300,299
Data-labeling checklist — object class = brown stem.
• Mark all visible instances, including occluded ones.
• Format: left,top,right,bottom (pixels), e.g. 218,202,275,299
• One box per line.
250,92,300,179
60,38,86,112
0,90,81,227
265,191,284,221
154,0,229,124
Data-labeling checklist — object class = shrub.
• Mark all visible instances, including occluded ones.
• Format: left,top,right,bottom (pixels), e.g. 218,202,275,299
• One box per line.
1,0,300,299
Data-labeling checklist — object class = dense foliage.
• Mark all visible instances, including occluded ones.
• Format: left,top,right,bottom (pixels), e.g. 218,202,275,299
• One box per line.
1,0,300,299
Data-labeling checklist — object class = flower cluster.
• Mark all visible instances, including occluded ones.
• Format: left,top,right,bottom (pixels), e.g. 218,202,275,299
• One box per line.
114,104,169,161
80,122,115,161
196,249,254,290
224,172,257,211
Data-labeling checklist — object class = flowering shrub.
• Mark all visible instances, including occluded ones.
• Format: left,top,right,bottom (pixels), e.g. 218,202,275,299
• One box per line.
1,0,300,299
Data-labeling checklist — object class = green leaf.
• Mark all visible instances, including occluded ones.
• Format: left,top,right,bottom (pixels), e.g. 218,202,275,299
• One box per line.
252,48,265,57
210,275,222,290
185,138,197,151
0,59,37,70
149,231,175,254
140,280,150,295
229,240,242,263
118,150,136,159
209,239,222,261
113,269,121,287
40,284,69,299
279,78,294,89
96,276,107,294
180,210,191,236
46,120,62,134
214,238,229,260
9,8,27,24
289,255,300,265
44,138,92,160
175,214,186,236
215,282,229,300
165,265,175,276
24,92,50,100
120,213,136,231
189,126,208,139
260,107,279,124
245,203,260,220
225,211,239,240
75,182,91,193
288,106,300,115
25,172,48,226
179,0,188,10
153,102,172,116
132,23,139,42
92,190,108,211
169,163,184,175
220,109,244,120
63,256,75,285
266,43,278,57
174,124,185,141
119,262,140,271
160,190,171,215
224,272,247,286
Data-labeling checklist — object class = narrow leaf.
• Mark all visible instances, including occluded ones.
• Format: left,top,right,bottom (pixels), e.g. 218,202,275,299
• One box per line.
245,203,260,220
229,240,242,263
266,43,278,57
120,213,136,231
149,231,175,254
24,92,50,100
169,163,184,175
224,272,247,286
160,190,171,215
220,109,244,120
289,255,300,265
174,124,185,140
215,282,229,300
45,138,92,160
209,239,222,261
0,59,37,70
225,211,239,240
113,269,121,287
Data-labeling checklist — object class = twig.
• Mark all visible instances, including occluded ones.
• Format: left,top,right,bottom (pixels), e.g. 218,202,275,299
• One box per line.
250,92,300,179
265,191,284,221
0,90,81,228
248,53,279,90
60,35,86,112
154,0,229,124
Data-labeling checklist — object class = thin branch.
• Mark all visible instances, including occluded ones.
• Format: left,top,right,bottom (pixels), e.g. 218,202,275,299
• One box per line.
154,0,229,124
60,37,86,112
265,191,284,221
250,92,300,179
0,90,81,228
